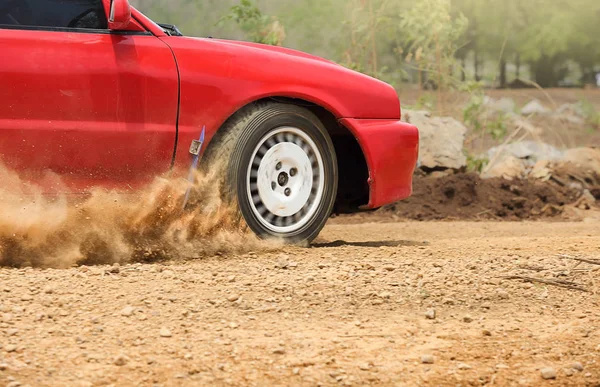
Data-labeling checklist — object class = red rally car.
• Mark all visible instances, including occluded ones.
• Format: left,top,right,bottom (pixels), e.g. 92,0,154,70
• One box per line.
0,0,419,244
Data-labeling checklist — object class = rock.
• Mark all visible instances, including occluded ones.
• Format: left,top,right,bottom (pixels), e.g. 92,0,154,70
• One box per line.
420,355,434,364
463,315,473,323
20,294,33,301
561,148,600,173
160,327,172,338
558,114,585,125
483,141,565,180
425,309,436,320
359,363,371,371
457,363,472,370
564,368,574,377
6,382,21,387
273,348,286,355
521,99,550,115
227,294,240,302
487,141,563,165
121,306,134,317
540,367,557,380
481,155,527,180
529,160,553,180
0,363,8,371
5,344,17,352
482,329,492,336
106,264,120,274
571,362,584,372
557,103,585,117
402,110,467,170
113,354,130,366
275,259,289,269
485,96,516,113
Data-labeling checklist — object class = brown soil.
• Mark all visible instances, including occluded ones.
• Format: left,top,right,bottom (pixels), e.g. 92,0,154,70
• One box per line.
340,173,590,223
1,221,599,386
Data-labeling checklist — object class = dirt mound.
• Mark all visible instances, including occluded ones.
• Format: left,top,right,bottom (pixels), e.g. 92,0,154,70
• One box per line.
382,173,585,221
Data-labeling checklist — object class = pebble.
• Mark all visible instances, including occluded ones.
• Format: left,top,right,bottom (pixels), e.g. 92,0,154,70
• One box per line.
425,309,436,320
420,355,434,364
121,306,134,317
482,329,492,336
463,315,473,323
273,348,286,355
5,344,17,352
113,354,130,366
227,294,240,302
21,294,33,301
160,328,172,338
540,367,557,380
565,368,574,377
359,363,371,371
275,260,289,269
457,363,472,370
571,362,584,372
0,363,8,371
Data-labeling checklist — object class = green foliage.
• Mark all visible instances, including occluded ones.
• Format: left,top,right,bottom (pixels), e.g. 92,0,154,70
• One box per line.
395,0,468,89
579,99,600,129
415,94,435,111
462,94,485,131
488,114,508,140
465,152,488,173
219,0,286,46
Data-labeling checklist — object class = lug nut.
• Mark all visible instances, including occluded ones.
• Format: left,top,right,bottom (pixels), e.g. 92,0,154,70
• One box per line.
284,188,291,197
290,168,297,177
276,162,282,171
271,182,276,190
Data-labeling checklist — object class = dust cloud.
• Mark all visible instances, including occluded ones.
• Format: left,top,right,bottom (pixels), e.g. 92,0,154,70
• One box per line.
0,165,278,268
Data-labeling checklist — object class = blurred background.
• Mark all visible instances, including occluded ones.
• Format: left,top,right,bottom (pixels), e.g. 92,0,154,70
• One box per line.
131,0,600,91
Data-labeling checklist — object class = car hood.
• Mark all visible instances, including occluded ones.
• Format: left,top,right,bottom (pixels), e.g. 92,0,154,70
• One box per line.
212,39,339,66
163,36,401,120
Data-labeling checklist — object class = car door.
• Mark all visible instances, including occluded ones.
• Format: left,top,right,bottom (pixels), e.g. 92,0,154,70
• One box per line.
0,0,179,192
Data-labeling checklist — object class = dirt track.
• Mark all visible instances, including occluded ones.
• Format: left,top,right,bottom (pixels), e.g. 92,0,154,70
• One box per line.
1,221,600,386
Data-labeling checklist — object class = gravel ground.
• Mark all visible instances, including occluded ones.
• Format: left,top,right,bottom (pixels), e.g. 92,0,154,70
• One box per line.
1,221,599,387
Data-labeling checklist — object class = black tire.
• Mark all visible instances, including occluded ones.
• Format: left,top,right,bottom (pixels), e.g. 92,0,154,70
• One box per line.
203,102,338,244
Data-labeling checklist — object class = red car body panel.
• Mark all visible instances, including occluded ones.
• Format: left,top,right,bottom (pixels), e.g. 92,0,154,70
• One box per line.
340,119,419,208
0,29,179,192
0,4,419,209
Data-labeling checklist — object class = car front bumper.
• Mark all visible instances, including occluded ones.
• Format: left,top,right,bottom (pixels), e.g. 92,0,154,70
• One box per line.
339,118,419,209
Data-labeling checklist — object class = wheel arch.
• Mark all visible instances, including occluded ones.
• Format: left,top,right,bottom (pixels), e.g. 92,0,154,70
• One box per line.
203,96,370,213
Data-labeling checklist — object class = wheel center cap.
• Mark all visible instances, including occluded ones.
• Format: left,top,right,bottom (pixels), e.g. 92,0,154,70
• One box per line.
277,172,289,187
